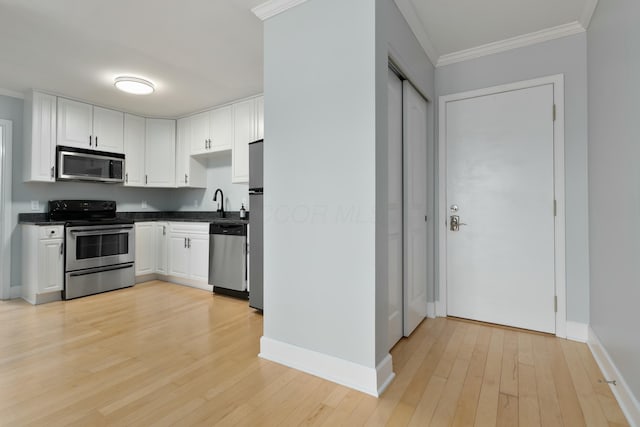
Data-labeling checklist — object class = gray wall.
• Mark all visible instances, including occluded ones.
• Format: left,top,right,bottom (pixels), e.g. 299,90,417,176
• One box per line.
588,1,640,401
435,33,590,324
263,0,378,368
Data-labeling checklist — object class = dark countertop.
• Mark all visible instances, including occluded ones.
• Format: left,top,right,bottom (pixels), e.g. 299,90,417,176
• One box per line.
19,211,249,226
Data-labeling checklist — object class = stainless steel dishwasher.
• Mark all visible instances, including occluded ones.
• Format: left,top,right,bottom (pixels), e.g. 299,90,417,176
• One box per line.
209,223,248,299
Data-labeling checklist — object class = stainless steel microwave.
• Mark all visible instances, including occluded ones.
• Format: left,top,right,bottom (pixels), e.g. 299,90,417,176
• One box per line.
57,146,125,183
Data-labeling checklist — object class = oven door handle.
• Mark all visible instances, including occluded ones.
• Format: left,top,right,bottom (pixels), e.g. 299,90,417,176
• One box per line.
68,263,134,277
68,226,134,235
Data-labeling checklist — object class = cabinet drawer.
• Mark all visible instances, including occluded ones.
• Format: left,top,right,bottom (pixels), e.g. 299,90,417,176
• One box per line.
169,222,209,235
39,226,64,239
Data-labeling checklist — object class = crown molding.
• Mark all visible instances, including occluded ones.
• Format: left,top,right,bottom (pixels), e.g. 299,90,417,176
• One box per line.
436,21,586,67
580,0,599,29
251,0,308,21
393,0,438,66
0,87,24,99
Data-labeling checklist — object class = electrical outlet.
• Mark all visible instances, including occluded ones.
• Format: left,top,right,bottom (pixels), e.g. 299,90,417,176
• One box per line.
30,200,40,211
141,200,148,210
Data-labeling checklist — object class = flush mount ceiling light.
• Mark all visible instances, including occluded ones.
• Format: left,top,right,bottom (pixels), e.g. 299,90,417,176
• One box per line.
114,76,155,95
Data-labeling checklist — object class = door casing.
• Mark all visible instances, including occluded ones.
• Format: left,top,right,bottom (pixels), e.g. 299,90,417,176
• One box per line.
0,119,13,300
437,75,567,338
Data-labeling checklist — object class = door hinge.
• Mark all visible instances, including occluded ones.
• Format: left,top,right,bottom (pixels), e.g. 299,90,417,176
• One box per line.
554,296,558,313
553,199,557,216
553,104,556,122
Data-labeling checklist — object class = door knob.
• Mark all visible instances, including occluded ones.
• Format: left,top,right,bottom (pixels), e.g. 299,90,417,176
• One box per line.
450,215,467,232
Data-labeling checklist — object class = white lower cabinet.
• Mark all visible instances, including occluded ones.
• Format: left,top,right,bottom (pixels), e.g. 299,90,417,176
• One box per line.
22,225,64,304
135,222,156,276
135,221,209,289
167,222,210,285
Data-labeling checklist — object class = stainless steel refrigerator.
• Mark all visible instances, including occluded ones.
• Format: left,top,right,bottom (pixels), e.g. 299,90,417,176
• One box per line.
249,139,264,311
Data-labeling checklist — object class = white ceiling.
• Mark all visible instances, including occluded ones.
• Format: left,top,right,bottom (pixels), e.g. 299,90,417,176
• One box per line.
396,0,597,66
0,0,264,117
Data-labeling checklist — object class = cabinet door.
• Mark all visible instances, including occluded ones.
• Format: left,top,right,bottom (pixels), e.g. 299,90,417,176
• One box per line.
135,223,156,275
190,111,210,155
57,98,93,149
29,92,57,182
145,119,176,187
168,234,189,278
210,105,233,151
93,106,124,153
38,239,63,293
124,114,146,186
232,99,255,183
256,96,264,140
175,118,190,187
155,223,168,275
188,234,210,282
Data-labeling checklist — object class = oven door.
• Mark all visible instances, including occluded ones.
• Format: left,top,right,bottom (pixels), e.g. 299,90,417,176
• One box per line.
66,224,135,271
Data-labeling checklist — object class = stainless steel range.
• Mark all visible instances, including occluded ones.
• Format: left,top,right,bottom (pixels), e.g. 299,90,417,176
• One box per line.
49,200,135,300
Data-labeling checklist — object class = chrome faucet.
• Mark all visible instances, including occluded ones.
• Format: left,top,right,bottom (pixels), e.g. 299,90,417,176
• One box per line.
213,188,225,218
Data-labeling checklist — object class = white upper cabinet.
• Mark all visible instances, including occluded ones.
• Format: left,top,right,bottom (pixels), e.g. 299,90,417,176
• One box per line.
145,119,176,187
210,105,234,151
92,107,124,152
232,98,260,183
24,91,57,182
176,118,206,188
57,98,123,153
188,105,234,156
123,113,146,187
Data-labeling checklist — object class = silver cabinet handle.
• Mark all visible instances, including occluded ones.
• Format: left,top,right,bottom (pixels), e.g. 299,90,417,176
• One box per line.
89,135,92,147
187,238,191,248
95,136,98,147
184,237,187,248
162,226,166,236
184,174,188,184
60,242,64,255
125,173,128,183
204,139,208,150
50,166,55,178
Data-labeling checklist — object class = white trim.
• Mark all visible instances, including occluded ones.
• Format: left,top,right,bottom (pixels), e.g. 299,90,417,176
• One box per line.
436,22,585,67
0,120,13,300
580,0,600,29
426,302,436,319
159,275,213,293
251,0,308,21
393,0,438,66
566,321,589,342
437,75,567,339
0,88,24,99
588,327,640,427
259,336,395,397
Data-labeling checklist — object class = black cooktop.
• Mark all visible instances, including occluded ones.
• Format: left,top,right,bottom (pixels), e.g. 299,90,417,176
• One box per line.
49,200,132,226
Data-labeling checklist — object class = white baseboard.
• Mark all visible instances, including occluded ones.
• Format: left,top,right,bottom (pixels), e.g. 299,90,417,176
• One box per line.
565,321,589,342
436,301,447,317
588,327,640,427
159,275,213,292
9,286,22,299
259,336,395,397
427,302,436,319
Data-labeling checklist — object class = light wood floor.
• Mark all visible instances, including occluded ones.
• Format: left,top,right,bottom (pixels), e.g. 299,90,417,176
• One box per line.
0,281,628,426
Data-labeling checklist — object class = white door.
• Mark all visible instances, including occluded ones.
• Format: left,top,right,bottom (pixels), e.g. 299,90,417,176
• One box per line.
155,223,168,275
210,106,233,151
190,111,210,155
168,234,189,278
124,114,146,187
403,81,428,337
39,239,63,293
388,69,403,350
188,234,210,282
93,107,124,153
445,84,556,333
135,223,156,276
145,119,176,187
57,98,93,149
